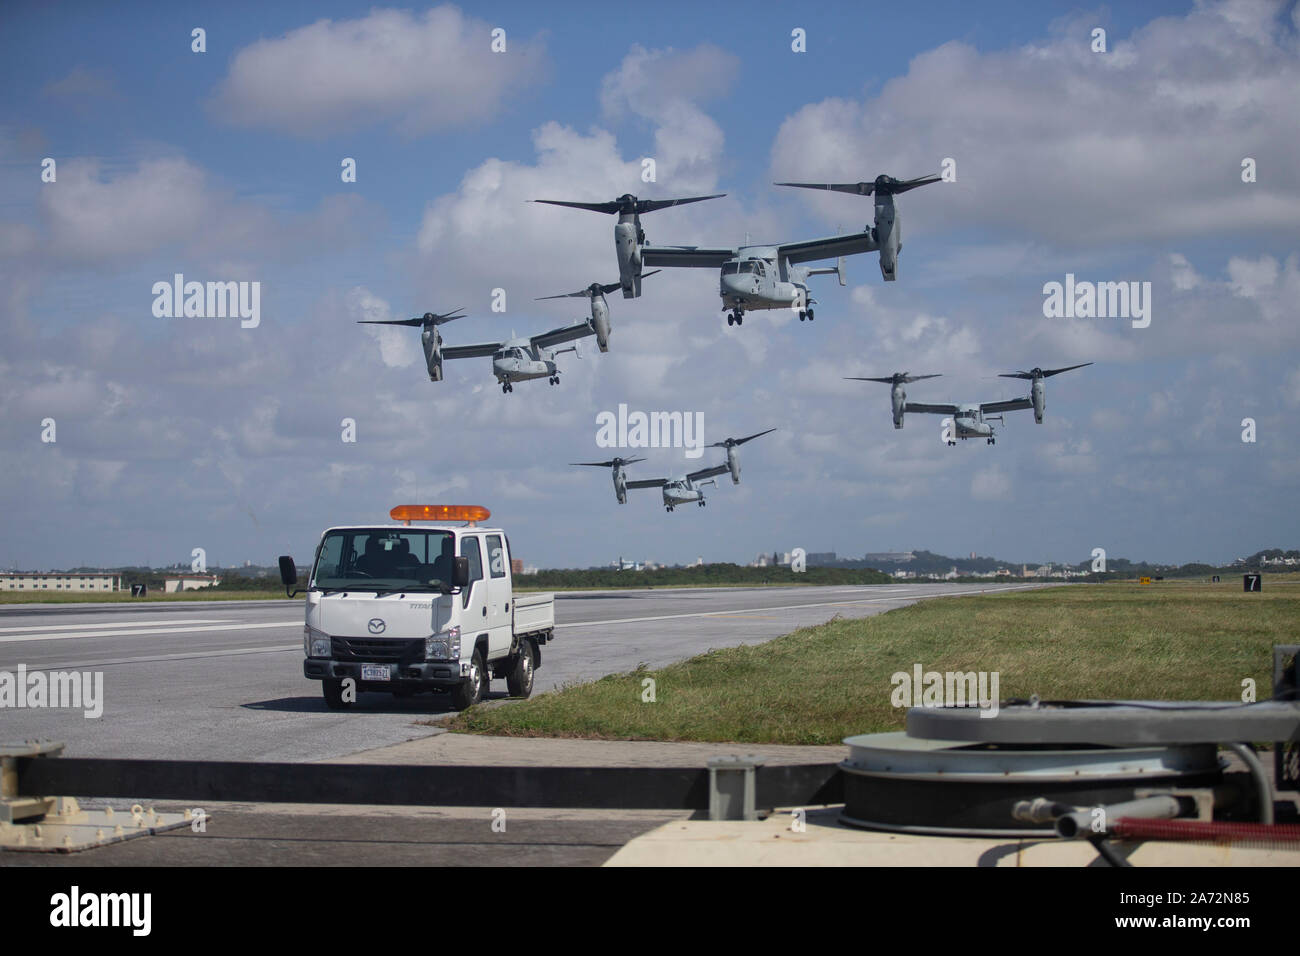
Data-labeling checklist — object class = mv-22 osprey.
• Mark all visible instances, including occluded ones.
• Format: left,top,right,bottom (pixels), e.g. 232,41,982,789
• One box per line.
849,364,1092,445
534,173,941,326
359,302,622,394
571,429,775,512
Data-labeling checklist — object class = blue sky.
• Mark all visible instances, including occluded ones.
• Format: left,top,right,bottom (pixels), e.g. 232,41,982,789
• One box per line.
1,0,1298,571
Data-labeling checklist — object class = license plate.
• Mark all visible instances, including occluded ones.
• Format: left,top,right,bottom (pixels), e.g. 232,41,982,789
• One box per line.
361,664,391,682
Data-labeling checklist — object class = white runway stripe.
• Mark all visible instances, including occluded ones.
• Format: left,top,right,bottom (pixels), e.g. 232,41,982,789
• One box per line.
0,618,231,634
0,621,301,644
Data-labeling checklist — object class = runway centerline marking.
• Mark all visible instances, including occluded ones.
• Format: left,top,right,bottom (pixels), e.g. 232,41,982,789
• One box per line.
0,618,233,634
0,621,302,644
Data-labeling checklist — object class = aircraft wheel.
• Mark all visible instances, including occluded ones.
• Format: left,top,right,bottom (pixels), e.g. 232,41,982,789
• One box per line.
798,311,805,321
736,313,743,326
501,384,508,394
726,314,734,326
807,309,814,321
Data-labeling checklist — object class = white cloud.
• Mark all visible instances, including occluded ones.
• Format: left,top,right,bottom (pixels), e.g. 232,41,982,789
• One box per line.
771,2,1300,244
210,6,548,137
971,465,1012,501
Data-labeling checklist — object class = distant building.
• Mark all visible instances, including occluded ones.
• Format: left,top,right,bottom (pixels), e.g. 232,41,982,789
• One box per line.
511,558,524,574
164,574,222,593
806,552,836,566
1,572,120,592
864,552,915,564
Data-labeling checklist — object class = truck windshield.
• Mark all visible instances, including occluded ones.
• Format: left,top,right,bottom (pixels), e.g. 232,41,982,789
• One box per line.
311,529,455,592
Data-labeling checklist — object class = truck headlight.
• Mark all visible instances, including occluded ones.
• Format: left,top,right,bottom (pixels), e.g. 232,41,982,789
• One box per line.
305,625,331,658
426,626,460,661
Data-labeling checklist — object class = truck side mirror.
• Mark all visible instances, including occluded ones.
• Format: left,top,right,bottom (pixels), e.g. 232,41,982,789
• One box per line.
278,555,300,598
452,556,470,589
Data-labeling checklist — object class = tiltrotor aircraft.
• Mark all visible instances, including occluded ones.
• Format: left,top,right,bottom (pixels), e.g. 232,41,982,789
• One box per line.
848,363,1091,445
358,309,598,393
535,271,660,352
571,428,775,512
532,193,724,299
776,173,942,283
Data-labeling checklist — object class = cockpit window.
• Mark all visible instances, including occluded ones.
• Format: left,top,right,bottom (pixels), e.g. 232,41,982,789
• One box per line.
739,261,757,273
722,262,740,275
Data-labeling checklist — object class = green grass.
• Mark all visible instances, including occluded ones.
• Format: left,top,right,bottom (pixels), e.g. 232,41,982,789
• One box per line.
0,589,300,604
451,578,1300,744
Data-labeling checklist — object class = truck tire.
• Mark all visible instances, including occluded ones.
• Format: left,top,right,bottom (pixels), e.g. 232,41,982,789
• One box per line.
506,639,536,698
322,678,352,710
450,649,487,711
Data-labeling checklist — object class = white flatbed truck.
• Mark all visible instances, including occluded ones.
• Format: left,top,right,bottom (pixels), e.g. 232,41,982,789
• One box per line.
279,505,554,711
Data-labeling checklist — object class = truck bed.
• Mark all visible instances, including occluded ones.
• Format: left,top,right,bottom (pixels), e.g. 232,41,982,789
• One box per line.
513,592,554,635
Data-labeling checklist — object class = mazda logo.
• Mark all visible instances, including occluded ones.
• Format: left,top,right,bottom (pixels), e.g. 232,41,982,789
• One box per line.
367,618,386,634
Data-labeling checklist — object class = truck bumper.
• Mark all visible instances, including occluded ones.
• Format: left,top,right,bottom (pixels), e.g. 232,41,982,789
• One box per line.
303,659,467,688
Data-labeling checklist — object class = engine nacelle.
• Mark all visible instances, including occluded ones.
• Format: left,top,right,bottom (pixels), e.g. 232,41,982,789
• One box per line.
727,446,741,485
614,220,642,299
874,193,899,281
613,466,627,504
591,297,611,353
891,383,906,429
1032,380,1046,424
421,326,444,382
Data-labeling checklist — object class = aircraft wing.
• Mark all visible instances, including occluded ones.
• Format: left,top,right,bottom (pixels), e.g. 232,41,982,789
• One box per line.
904,402,960,416
687,464,730,483
778,229,877,264
980,397,1033,415
442,342,499,360
642,246,736,268
531,321,594,350
625,478,668,490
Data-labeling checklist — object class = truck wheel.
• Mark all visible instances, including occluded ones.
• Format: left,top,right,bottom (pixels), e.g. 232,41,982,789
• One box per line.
322,678,352,710
450,650,487,711
506,639,536,698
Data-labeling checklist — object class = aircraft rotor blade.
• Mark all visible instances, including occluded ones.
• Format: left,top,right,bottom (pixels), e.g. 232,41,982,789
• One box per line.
880,173,943,194
709,427,776,448
776,173,942,197
533,195,724,216
532,199,622,214
635,195,725,214
537,271,660,301
1040,362,1094,378
570,457,646,468
776,181,877,196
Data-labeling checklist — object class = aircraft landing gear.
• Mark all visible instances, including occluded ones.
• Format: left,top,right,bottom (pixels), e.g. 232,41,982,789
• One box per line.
947,440,956,446
987,437,995,445
798,308,816,321
501,382,513,393
549,376,558,385
727,308,744,326
807,308,814,321
666,505,674,512
697,500,705,507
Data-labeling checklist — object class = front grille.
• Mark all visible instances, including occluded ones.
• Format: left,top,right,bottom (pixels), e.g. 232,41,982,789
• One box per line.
331,636,424,662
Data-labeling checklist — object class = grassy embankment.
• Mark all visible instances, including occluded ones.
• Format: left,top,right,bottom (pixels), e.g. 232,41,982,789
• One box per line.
452,578,1300,744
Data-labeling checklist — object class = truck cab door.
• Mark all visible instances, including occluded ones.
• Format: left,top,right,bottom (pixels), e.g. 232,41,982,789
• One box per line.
458,535,491,657
483,533,513,658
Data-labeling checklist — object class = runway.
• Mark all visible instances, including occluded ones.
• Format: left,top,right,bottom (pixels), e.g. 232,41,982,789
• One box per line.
0,583,1048,762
